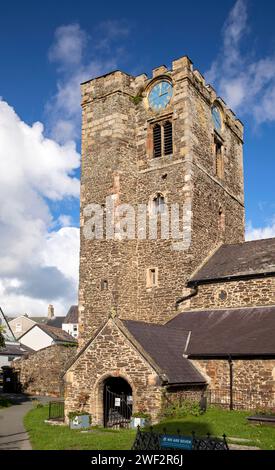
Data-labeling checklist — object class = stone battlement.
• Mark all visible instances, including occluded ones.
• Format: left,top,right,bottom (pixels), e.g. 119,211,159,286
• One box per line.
81,55,243,139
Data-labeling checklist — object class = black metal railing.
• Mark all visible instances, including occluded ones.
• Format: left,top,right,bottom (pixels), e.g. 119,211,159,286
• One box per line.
206,388,275,411
132,427,229,451
48,401,65,421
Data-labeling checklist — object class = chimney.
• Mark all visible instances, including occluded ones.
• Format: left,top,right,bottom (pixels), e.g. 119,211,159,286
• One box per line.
48,304,54,319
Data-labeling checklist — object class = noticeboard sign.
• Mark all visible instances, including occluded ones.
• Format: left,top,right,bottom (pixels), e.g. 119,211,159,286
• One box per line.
160,434,193,450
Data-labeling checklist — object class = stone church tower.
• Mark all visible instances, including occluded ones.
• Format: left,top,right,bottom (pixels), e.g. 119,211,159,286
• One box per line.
78,56,245,347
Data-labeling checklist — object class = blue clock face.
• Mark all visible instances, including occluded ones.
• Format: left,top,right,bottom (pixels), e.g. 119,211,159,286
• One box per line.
212,106,222,131
148,81,173,111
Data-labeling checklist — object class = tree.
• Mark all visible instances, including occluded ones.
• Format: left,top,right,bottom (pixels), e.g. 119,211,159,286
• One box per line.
0,325,5,349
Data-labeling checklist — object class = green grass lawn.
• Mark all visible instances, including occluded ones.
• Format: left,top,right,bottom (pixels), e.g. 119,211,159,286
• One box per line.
24,405,136,450
24,404,275,450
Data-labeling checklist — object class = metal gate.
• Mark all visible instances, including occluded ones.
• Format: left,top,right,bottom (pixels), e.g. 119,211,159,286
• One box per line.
104,386,132,428
2,366,21,393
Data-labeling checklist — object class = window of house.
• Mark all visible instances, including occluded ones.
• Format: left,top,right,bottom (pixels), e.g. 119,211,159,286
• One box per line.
152,120,173,158
73,325,78,332
146,267,158,288
214,137,224,179
15,323,21,332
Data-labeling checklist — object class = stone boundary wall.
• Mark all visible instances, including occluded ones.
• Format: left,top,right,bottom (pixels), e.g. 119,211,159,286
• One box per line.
12,344,77,397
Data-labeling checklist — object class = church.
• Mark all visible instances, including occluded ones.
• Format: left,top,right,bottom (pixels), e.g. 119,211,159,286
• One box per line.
64,55,275,426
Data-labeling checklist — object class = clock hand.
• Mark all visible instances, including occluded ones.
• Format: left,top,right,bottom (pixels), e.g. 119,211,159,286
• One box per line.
159,83,163,96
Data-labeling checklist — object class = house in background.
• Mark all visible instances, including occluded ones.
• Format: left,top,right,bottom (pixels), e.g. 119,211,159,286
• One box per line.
18,323,77,352
62,305,78,338
9,304,65,339
0,307,31,366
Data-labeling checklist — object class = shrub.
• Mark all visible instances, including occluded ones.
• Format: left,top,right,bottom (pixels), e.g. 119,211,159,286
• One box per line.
161,399,203,419
132,412,151,420
0,398,11,408
254,407,275,416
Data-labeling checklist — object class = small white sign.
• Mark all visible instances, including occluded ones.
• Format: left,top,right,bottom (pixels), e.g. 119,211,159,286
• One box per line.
115,398,121,407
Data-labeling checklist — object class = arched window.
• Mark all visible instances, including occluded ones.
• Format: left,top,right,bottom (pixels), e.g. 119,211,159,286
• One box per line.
101,279,108,290
152,120,173,158
152,193,165,214
214,137,224,179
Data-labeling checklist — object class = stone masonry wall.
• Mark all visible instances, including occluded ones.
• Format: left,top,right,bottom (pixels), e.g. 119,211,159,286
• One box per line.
193,358,275,409
78,56,245,347
162,386,206,409
13,344,77,397
65,319,163,424
186,276,275,311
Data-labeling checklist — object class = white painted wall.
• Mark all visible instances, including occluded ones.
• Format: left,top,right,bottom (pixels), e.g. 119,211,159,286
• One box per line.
9,316,36,339
19,326,54,351
62,323,78,338
0,355,11,367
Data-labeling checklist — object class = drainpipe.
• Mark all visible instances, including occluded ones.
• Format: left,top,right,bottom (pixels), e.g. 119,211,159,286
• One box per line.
229,355,233,411
175,285,198,309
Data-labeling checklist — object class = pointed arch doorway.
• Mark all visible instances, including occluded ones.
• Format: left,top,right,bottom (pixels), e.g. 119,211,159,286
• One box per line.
103,376,133,428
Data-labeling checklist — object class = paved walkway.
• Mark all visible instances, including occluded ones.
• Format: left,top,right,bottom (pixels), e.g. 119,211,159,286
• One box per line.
0,394,49,450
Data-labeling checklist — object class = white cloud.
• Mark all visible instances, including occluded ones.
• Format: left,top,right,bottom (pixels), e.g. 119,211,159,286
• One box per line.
42,227,80,282
57,214,73,227
1,20,131,316
246,220,275,241
206,0,275,124
0,99,80,316
48,24,87,68
46,21,129,143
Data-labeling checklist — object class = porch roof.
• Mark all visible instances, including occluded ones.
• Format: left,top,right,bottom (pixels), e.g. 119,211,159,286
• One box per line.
122,320,206,385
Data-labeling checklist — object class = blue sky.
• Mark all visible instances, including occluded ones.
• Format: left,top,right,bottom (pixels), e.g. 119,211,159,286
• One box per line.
0,0,274,315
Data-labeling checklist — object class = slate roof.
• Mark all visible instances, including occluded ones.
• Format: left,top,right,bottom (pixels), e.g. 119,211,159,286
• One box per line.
9,316,66,328
0,343,33,357
18,323,77,344
28,317,48,323
37,324,77,343
63,305,78,324
122,320,206,385
167,306,275,357
189,238,275,284
46,317,66,328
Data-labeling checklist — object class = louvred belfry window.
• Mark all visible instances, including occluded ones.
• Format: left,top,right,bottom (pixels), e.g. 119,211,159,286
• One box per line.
163,121,173,155
152,120,173,158
153,124,162,157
